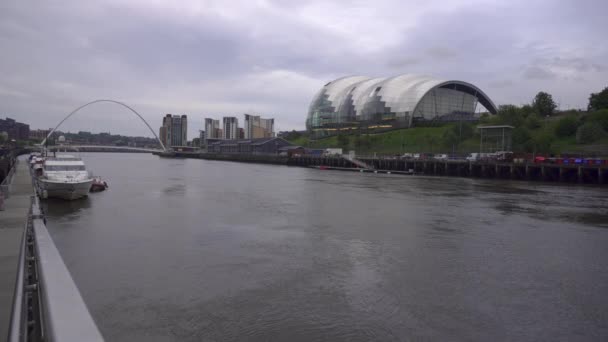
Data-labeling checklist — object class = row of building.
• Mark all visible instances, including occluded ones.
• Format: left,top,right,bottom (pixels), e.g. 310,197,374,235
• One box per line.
0,117,53,142
0,117,30,141
158,113,275,149
202,114,274,142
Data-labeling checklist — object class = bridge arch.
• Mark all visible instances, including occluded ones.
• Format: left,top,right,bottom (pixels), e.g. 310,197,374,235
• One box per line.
41,99,166,151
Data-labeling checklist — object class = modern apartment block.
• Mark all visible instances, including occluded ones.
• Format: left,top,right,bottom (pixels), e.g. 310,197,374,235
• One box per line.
222,117,239,140
160,114,188,147
244,114,275,139
204,118,221,139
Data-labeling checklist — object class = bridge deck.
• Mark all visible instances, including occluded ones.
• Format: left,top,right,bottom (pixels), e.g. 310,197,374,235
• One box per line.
0,158,33,340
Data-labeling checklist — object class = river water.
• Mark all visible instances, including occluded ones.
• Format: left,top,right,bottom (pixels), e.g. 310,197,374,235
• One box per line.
43,153,608,341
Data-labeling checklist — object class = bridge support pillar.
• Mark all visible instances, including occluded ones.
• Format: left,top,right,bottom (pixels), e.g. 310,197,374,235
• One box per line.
578,167,583,183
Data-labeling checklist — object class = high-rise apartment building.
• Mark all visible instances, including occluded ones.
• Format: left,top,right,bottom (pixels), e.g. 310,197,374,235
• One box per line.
159,114,188,147
244,114,275,139
204,118,221,139
222,117,239,140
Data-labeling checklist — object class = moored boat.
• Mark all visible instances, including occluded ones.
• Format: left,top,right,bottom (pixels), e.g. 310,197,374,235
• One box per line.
90,177,109,192
37,155,94,200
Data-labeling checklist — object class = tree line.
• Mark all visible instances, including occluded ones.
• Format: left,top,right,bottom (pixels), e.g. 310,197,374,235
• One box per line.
483,87,608,153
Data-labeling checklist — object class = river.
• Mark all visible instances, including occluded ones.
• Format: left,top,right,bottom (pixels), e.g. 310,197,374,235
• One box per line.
43,153,608,341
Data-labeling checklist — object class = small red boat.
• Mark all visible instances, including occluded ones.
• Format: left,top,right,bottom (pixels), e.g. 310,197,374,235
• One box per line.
90,177,109,192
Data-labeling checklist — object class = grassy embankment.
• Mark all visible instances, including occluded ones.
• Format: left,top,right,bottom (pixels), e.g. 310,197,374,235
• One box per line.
287,114,608,156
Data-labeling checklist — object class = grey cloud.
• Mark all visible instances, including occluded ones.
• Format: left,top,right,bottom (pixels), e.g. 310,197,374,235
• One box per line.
488,80,514,88
523,66,556,80
548,57,603,72
1,0,608,135
425,47,457,59
387,57,420,68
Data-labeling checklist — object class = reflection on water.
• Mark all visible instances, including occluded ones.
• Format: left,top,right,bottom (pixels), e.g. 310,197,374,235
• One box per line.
42,197,92,218
44,153,608,342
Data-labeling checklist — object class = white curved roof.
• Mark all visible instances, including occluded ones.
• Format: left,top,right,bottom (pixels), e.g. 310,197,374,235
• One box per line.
307,73,497,129
351,77,386,117
323,75,370,104
374,74,446,114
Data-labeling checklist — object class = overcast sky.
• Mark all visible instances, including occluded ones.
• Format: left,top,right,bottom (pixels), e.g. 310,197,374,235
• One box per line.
1,0,607,139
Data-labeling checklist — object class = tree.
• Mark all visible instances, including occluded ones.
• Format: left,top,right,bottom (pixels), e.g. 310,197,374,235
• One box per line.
588,86,608,111
0,131,8,144
525,114,542,129
585,109,608,131
554,116,578,137
532,91,557,117
576,123,606,144
512,127,532,151
532,131,555,154
497,104,524,126
520,104,536,118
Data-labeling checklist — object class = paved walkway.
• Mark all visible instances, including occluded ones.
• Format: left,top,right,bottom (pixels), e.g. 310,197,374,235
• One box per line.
0,157,33,341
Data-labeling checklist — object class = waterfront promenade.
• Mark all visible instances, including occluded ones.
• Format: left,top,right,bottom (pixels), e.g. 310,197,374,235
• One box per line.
0,158,32,340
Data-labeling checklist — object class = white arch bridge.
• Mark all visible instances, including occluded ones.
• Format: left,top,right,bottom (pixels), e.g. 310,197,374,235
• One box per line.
41,99,167,151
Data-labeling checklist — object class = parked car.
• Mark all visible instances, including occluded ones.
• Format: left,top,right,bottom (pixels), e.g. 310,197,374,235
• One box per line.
434,154,449,160
324,148,343,156
466,153,480,162
495,151,514,162
534,156,546,163
401,153,414,159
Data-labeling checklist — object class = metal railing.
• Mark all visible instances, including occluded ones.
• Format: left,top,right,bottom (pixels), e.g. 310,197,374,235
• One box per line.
9,196,104,342
1,158,18,199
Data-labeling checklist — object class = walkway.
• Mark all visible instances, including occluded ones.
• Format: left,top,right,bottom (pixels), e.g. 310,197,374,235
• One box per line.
0,158,33,340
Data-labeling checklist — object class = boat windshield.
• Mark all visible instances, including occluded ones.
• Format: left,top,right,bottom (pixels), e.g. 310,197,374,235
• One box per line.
45,165,86,171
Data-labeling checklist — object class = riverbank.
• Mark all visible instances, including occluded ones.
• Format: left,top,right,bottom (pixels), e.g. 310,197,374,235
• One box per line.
156,152,608,184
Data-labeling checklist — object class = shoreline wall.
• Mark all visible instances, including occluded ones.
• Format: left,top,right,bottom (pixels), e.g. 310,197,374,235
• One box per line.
160,152,608,185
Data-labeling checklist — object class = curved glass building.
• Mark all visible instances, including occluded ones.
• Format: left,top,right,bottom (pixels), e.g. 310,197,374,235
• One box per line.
306,74,497,137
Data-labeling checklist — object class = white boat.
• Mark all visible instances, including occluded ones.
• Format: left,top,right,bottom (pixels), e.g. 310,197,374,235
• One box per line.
37,155,94,200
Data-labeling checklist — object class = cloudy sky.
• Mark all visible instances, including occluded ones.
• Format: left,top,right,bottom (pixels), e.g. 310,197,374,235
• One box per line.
1,0,606,139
